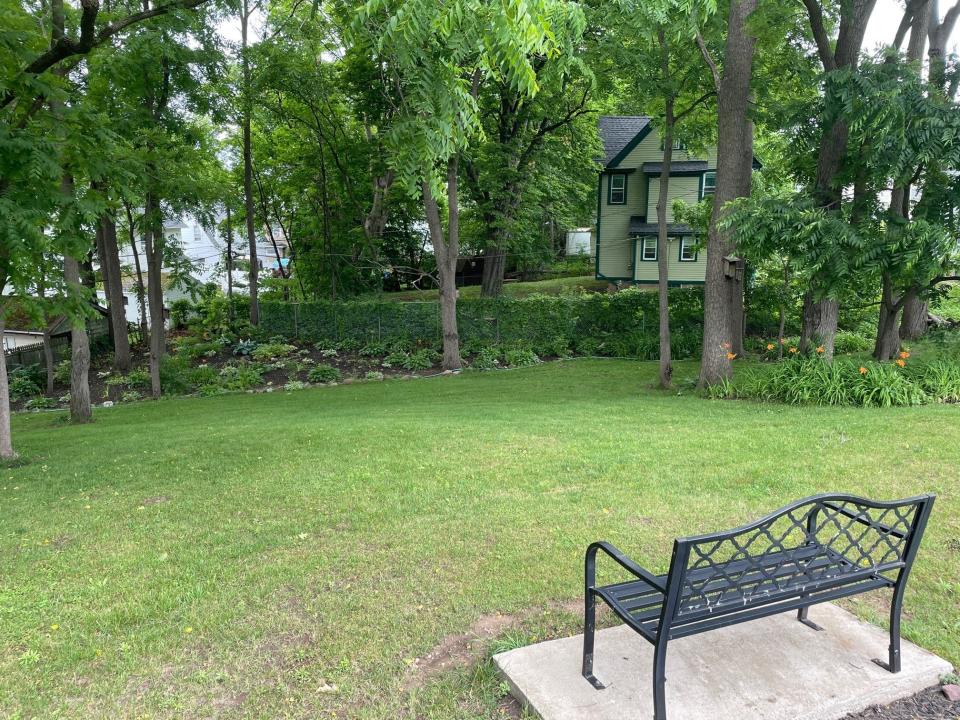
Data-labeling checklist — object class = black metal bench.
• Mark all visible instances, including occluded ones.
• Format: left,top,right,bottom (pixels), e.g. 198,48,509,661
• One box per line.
582,493,935,720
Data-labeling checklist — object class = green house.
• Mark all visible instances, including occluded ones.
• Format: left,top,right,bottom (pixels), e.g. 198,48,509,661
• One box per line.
595,116,716,286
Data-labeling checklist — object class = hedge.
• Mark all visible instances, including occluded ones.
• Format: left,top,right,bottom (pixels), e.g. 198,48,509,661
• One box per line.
258,287,705,359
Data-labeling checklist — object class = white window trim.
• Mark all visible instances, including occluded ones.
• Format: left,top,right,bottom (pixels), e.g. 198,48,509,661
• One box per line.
679,237,697,262
609,174,626,205
702,171,717,199
641,236,658,261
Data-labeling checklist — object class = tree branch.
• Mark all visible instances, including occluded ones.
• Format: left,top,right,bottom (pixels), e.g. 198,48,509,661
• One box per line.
2,0,212,110
801,0,837,71
695,28,721,91
674,91,716,122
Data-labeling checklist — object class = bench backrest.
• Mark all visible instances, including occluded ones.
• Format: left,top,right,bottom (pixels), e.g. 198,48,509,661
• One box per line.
662,493,935,622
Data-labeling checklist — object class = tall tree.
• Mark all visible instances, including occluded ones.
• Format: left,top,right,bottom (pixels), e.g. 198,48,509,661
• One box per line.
697,0,759,387
242,0,260,325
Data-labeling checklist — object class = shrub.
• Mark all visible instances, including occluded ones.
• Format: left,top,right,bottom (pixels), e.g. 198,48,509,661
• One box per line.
179,340,221,360
364,371,385,381
850,363,927,408
233,339,258,357
834,331,873,355
359,342,387,357
8,369,41,400
188,365,220,388
120,390,143,403
284,381,308,391
705,377,737,400
159,356,192,395
218,362,264,391
504,349,540,368
125,369,152,391
169,299,195,329
402,349,438,371
471,346,501,370
54,360,71,385
251,343,297,361
25,396,57,410
537,335,571,358
382,350,408,368
307,364,342,384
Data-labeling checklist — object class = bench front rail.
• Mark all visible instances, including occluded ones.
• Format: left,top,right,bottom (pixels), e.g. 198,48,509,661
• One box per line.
582,493,935,720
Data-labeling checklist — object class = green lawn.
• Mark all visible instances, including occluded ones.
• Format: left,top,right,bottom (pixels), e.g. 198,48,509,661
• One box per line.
377,274,609,301
2,360,958,719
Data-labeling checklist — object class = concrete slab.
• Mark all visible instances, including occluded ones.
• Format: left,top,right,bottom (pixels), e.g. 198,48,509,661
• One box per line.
493,603,953,720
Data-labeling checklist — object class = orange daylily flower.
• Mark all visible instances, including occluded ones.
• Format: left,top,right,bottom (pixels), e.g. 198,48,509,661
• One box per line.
895,359,906,368
726,352,737,360
859,366,868,375
816,345,825,354
788,347,798,354
899,351,910,359
766,343,775,351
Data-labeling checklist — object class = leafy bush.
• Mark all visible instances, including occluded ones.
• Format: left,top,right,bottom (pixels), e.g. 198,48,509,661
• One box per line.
504,349,540,368
364,371,384,381
537,335,571,358
179,340,221,360
233,339,258,357
120,391,143,403
25,396,57,410
284,381,308,391
834,331,873,355
218,362,264,391
402,349,438,371
382,350,408,367
54,360,71,385
359,342,387,357
159,356,193,395
125,369,152,391
8,368,41,400
169,299,195,329
307,364,342,384
188,365,220,388
470,346,501,370
705,377,737,400
251,343,297,361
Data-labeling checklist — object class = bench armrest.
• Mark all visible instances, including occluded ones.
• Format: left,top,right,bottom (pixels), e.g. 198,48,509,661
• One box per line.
585,541,667,593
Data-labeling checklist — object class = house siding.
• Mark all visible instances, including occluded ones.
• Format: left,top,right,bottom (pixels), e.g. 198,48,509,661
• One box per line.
597,173,646,279
633,238,706,284
646,176,703,223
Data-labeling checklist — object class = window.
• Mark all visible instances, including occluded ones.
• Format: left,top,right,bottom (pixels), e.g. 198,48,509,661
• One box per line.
660,139,685,151
641,237,657,261
608,174,627,204
679,237,698,262
701,171,717,199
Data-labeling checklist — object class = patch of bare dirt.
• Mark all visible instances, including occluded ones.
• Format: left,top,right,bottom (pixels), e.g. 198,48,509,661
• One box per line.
140,495,168,505
402,599,582,692
842,685,960,719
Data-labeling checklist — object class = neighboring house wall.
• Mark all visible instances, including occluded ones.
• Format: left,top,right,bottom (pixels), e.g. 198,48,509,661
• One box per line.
596,118,716,286
3,331,45,351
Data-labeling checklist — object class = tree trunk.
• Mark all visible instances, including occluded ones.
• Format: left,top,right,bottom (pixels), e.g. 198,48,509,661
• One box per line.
364,169,395,239
99,211,131,371
874,275,902,360
226,204,234,318
480,242,508,298
37,277,55,394
242,0,259,326
144,192,165,398
800,292,838,359
63,254,92,423
900,291,928,340
125,202,149,342
422,158,462,371
698,0,758,388
0,312,16,458
656,43,674,390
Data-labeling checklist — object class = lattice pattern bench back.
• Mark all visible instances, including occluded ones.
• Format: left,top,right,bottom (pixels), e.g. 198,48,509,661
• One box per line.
668,494,934,619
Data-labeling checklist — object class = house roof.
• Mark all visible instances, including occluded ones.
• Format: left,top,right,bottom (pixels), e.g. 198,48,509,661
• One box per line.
628,218,697,236
598,116,651,167
642,161,709,174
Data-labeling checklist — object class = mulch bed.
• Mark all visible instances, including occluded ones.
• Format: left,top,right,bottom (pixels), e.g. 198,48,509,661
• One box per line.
842,686,960,720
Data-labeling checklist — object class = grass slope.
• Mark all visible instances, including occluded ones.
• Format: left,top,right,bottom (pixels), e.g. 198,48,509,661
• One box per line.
1,360,958,718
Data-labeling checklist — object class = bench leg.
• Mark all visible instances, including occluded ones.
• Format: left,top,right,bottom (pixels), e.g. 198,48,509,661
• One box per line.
797,605,823,631
582,590,605,689
872,587,903,673
652,639,668,720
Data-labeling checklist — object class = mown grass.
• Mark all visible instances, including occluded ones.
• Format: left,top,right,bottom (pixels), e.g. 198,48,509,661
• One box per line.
1,359,958,719
376,274,609,302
